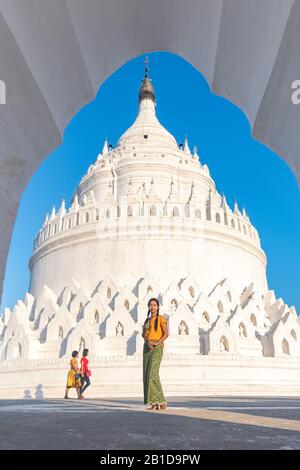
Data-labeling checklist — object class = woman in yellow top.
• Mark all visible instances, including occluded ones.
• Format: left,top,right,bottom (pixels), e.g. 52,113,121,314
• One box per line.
64,350,82,399
142,297,169,410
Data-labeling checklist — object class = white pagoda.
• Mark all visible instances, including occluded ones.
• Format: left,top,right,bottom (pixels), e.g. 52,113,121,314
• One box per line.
0,65,299,398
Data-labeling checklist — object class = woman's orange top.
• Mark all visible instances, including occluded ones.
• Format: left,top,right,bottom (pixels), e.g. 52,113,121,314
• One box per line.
70,358,79,371
145,314,168,341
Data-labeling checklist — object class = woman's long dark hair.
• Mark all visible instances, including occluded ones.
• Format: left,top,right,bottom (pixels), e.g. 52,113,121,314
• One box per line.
145,298,160,331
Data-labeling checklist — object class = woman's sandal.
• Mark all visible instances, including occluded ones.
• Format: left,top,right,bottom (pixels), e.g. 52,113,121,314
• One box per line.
147,404,157,410
159,403,167,410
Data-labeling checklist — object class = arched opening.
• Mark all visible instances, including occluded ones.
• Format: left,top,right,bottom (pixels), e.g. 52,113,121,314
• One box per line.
1,50,298,364
185,204,190,217
217,301,223,313
76,213,80,225
189,286,195,298
195,209,201,219
231,219,235,229
170,298,178,312
219,336,229,352
150,205,157,216
202,311,210,323
124,299,130,310
94,311,100,324
79,337,85,353
227,291,232,302
290,329,297,341
68,218,71,229
127,206,133,217
116,322,124,337
106,209,110,219
147,286,153,295
85,212,89,223
172,207,179,217
282,338,290,355
107,287,112,299
238,322,247,337
215,213,221,223
59,326,64,339
178,320,189,335
243,225,247,234
18,343,22,358
250,314,257,326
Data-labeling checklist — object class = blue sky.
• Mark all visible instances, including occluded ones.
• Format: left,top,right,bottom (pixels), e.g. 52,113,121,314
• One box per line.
1,51,299,313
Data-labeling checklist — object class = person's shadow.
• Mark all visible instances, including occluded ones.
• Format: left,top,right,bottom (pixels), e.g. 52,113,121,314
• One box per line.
34,384,44,399
23,389,32,399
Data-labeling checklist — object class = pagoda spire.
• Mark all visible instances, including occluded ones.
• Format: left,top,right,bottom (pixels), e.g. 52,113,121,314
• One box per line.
139,56,155,104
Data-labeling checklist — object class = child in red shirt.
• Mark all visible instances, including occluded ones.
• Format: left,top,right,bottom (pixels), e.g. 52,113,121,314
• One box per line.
80,348,91,397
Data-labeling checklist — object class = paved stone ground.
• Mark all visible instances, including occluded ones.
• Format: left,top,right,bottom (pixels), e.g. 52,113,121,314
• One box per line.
0,396,300,450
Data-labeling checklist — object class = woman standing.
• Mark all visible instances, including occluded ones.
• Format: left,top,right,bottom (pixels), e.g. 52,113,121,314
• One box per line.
80,348,91,397
142,297,169,410
64,350,82,399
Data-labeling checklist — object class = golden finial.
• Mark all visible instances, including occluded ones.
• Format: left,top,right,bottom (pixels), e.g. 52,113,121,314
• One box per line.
144,56,149,77
139,55,155,103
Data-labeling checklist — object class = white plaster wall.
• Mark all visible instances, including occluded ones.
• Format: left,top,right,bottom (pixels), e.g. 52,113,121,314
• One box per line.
1,355,300,399
29,233,267,300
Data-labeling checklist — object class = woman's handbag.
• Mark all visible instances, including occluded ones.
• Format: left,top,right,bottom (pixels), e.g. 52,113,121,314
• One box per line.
74,373,81,380
86,370,92,378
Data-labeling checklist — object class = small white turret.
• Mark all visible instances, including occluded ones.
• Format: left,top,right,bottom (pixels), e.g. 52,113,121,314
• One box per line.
58,199,66,216
184,137,191,155
72,193,79,210
234,200,240,215
192,146,199,160
102,139,109,155
221,194,229,210
50,206,56,220
43,213,49,226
